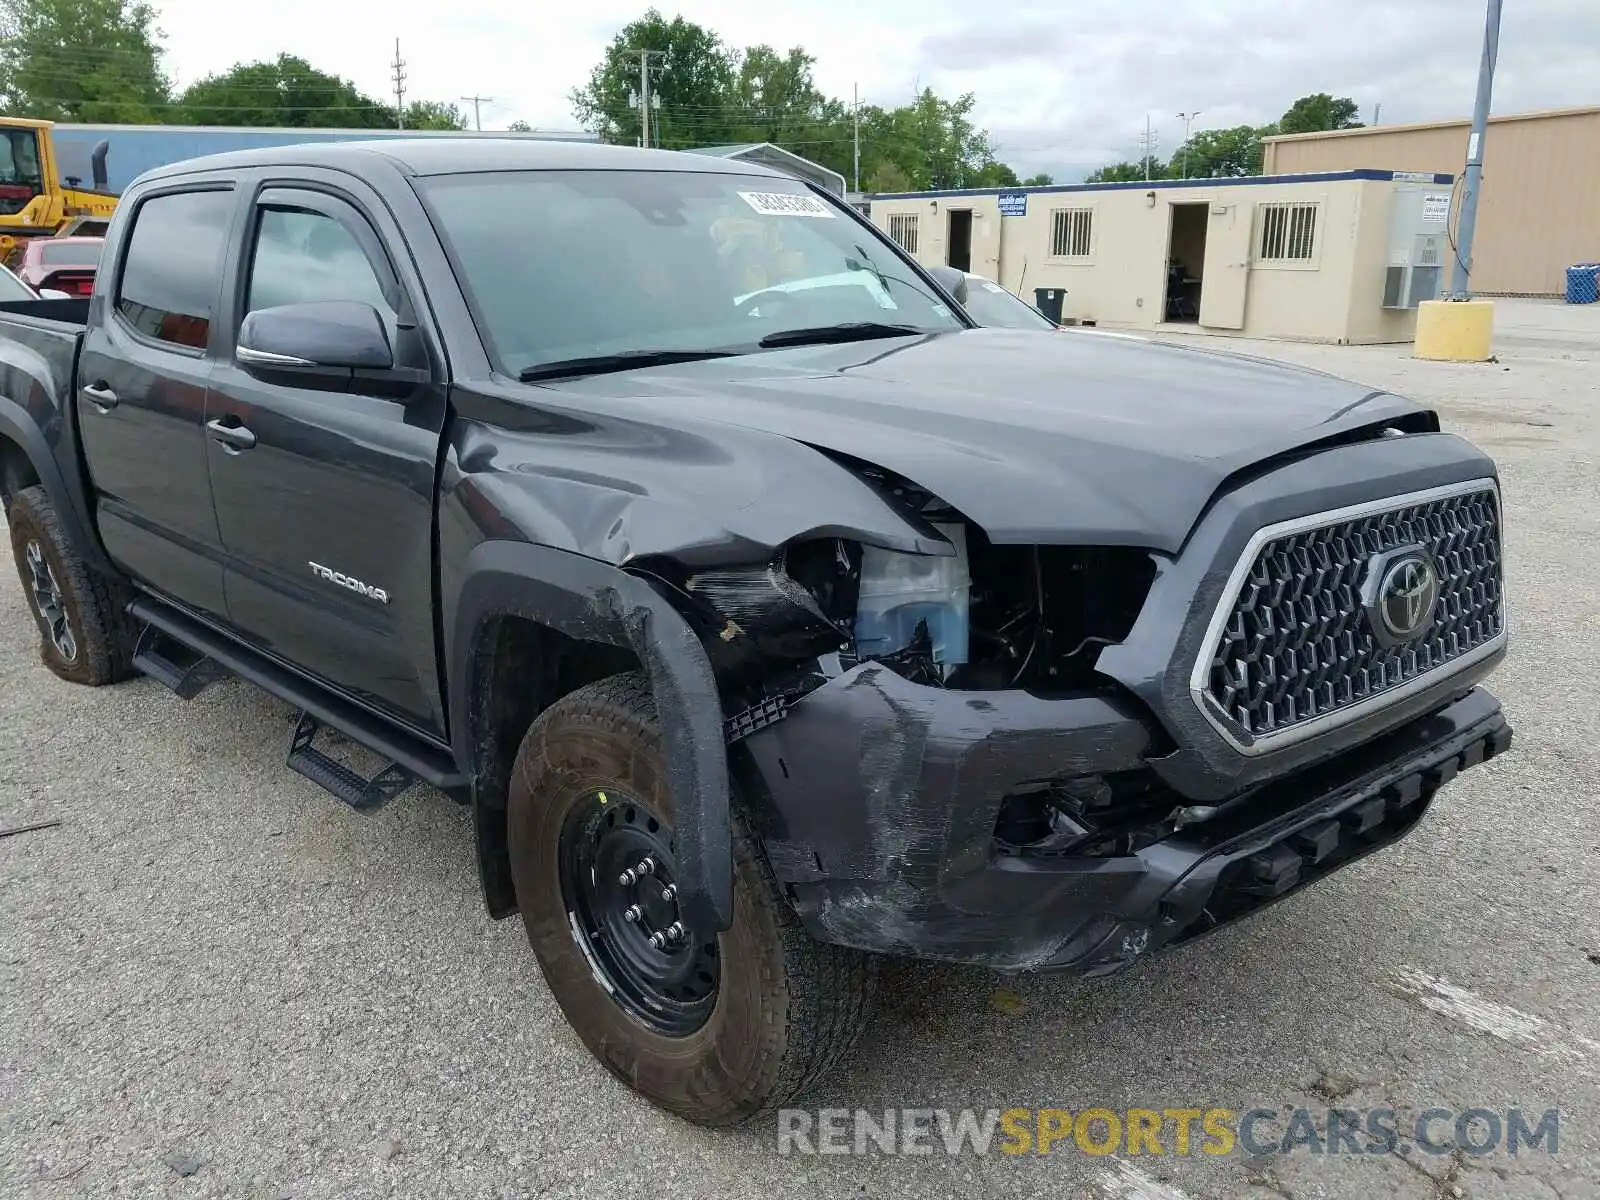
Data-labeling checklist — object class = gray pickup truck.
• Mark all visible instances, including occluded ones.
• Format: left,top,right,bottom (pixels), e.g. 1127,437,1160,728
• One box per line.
0,139,1510,1126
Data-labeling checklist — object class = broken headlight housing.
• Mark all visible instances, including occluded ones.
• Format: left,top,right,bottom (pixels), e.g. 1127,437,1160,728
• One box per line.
852,522,971,679
679,540,861,679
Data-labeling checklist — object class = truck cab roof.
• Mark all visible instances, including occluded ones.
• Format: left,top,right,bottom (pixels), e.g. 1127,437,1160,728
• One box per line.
134,138,786,185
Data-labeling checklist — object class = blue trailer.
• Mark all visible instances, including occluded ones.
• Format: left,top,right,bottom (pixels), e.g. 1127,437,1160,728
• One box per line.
50,124,597,192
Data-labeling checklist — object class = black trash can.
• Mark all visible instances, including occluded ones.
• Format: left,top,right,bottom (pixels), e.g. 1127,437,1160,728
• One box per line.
1033,287,1066,324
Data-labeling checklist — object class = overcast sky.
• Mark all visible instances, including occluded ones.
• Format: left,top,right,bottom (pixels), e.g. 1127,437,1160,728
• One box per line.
151,0,1599,180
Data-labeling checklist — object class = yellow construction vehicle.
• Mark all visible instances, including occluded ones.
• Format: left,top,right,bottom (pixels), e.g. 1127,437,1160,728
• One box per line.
0,118,118,261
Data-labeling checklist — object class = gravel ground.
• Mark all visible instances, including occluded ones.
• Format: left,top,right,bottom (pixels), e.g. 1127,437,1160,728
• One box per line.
3,299,1598,1199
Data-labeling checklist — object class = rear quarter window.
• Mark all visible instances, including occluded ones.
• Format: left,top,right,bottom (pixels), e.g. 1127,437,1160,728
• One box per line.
40,241,101,267
116,190,233,350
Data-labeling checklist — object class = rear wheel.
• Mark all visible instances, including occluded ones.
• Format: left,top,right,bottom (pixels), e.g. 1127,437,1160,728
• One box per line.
508,672,878,1126
6,485,133,685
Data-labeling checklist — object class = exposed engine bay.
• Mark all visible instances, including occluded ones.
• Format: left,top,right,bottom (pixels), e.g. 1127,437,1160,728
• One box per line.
641,467,1158,700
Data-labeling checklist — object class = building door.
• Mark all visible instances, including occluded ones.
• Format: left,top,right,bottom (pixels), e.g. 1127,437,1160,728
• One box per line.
1199,202,1252,329
970,208,1001,279
1163,203,1208,322
946,209,972,271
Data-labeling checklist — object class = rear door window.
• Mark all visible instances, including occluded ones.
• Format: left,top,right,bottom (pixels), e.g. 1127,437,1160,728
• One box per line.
116,189,234,350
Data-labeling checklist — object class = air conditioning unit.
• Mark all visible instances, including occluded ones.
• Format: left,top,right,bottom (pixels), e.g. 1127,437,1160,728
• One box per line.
1382,182,1452,309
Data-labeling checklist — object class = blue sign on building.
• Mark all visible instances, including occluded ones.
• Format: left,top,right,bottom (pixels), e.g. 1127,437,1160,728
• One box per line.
998,191,1028,217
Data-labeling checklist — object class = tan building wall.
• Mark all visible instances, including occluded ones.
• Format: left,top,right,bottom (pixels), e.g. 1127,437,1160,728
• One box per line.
1263,106,1600,296
871,173,1431,344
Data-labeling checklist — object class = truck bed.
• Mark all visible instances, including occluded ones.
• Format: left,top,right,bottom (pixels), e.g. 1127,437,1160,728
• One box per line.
0,297,89,329
0,298,88,508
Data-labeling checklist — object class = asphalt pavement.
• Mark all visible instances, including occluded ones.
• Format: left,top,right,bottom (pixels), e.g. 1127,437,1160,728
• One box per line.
2,299,1598,1199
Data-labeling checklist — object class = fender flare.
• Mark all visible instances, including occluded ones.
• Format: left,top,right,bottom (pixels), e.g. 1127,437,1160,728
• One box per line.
0,397,111,574
447,539,732,932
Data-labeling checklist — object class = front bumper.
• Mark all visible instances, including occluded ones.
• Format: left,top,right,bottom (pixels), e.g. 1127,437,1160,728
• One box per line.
737,669,1510,973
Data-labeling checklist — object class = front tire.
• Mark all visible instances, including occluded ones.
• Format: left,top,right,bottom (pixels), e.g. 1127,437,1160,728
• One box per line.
6,485,132,686
507,673,878,1126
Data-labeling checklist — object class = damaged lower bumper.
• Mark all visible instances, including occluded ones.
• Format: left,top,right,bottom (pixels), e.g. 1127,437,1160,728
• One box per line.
736,665,1511,974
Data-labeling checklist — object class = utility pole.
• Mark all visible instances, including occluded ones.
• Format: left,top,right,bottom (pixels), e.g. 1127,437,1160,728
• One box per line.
1372,102,1382,126
1139,115,1158,181
640,50,651,148
623,49,663,148
1450,0,1502,298
461,94,493,131
391,39,407,130
1176,110,1202,178
852,82,861,194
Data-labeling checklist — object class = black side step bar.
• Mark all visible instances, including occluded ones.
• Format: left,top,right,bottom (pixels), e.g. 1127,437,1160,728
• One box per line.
287,711,419,811
127,597,469,798
131,624,232,699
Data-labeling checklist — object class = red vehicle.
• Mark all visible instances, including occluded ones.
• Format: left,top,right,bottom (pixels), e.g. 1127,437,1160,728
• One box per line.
10,236,102,297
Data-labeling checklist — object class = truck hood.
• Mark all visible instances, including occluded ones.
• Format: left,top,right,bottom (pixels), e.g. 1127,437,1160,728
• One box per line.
550,328,1427,554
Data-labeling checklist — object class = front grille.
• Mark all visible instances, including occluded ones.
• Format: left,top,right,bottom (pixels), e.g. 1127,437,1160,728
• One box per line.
1199,482,1503,746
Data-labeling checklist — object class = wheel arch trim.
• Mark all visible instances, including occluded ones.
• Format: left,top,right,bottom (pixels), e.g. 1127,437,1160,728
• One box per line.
448,539,732,932
0,393,112,575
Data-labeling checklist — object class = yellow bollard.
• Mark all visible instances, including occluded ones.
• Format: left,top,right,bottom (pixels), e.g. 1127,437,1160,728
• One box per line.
1413,299,1495,362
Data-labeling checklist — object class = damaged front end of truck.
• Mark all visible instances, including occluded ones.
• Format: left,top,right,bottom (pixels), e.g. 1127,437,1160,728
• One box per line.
616,435,1510,976
451,328,1512,976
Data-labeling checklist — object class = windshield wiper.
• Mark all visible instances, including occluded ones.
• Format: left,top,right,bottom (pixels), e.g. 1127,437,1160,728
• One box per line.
759,322,926,349
517,349,738,382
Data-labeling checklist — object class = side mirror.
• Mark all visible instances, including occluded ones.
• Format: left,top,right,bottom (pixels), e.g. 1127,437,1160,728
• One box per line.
927,265,970,306
237,300,394,373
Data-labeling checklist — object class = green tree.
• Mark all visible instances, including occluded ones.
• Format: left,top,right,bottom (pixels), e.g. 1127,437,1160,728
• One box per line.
1086,156,1168,183
1021,172,1054,186
175,54,392,127
865,160,914,193
0,0,170,121
571,15,1022,191
857,89,1002,190
731,46,829,143
970,161,1020,188
1168,125,1272,177
570,9,739,148
507,119,533,132
1278,93,1364,135
403,100,467,131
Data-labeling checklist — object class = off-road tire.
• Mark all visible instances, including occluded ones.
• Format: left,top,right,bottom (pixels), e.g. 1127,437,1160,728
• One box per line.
507,672,878,1127
6,485,133,685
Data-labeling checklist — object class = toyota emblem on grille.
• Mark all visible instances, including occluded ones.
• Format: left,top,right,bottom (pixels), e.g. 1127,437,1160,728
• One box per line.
1375,554,1439,641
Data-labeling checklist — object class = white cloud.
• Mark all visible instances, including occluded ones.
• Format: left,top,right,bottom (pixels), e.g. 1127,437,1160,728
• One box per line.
151,0,1599,178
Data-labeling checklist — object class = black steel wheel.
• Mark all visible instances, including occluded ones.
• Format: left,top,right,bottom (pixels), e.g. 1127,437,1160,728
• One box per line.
507,672,879,1127
558,789,720,1036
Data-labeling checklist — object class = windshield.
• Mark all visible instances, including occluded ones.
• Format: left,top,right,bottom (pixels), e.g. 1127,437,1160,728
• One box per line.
0,130,43,187
39,241,102,267
959,277,1057,330
419,170,964,376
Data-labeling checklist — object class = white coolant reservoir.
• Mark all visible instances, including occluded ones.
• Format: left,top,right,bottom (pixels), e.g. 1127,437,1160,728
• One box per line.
852,523,971,674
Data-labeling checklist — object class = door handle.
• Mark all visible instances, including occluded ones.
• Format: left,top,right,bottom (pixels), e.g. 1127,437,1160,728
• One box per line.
81,383,118,411
206,418,257,453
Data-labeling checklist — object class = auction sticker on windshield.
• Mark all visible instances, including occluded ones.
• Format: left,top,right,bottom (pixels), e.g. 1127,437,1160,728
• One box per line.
739,191,836,218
